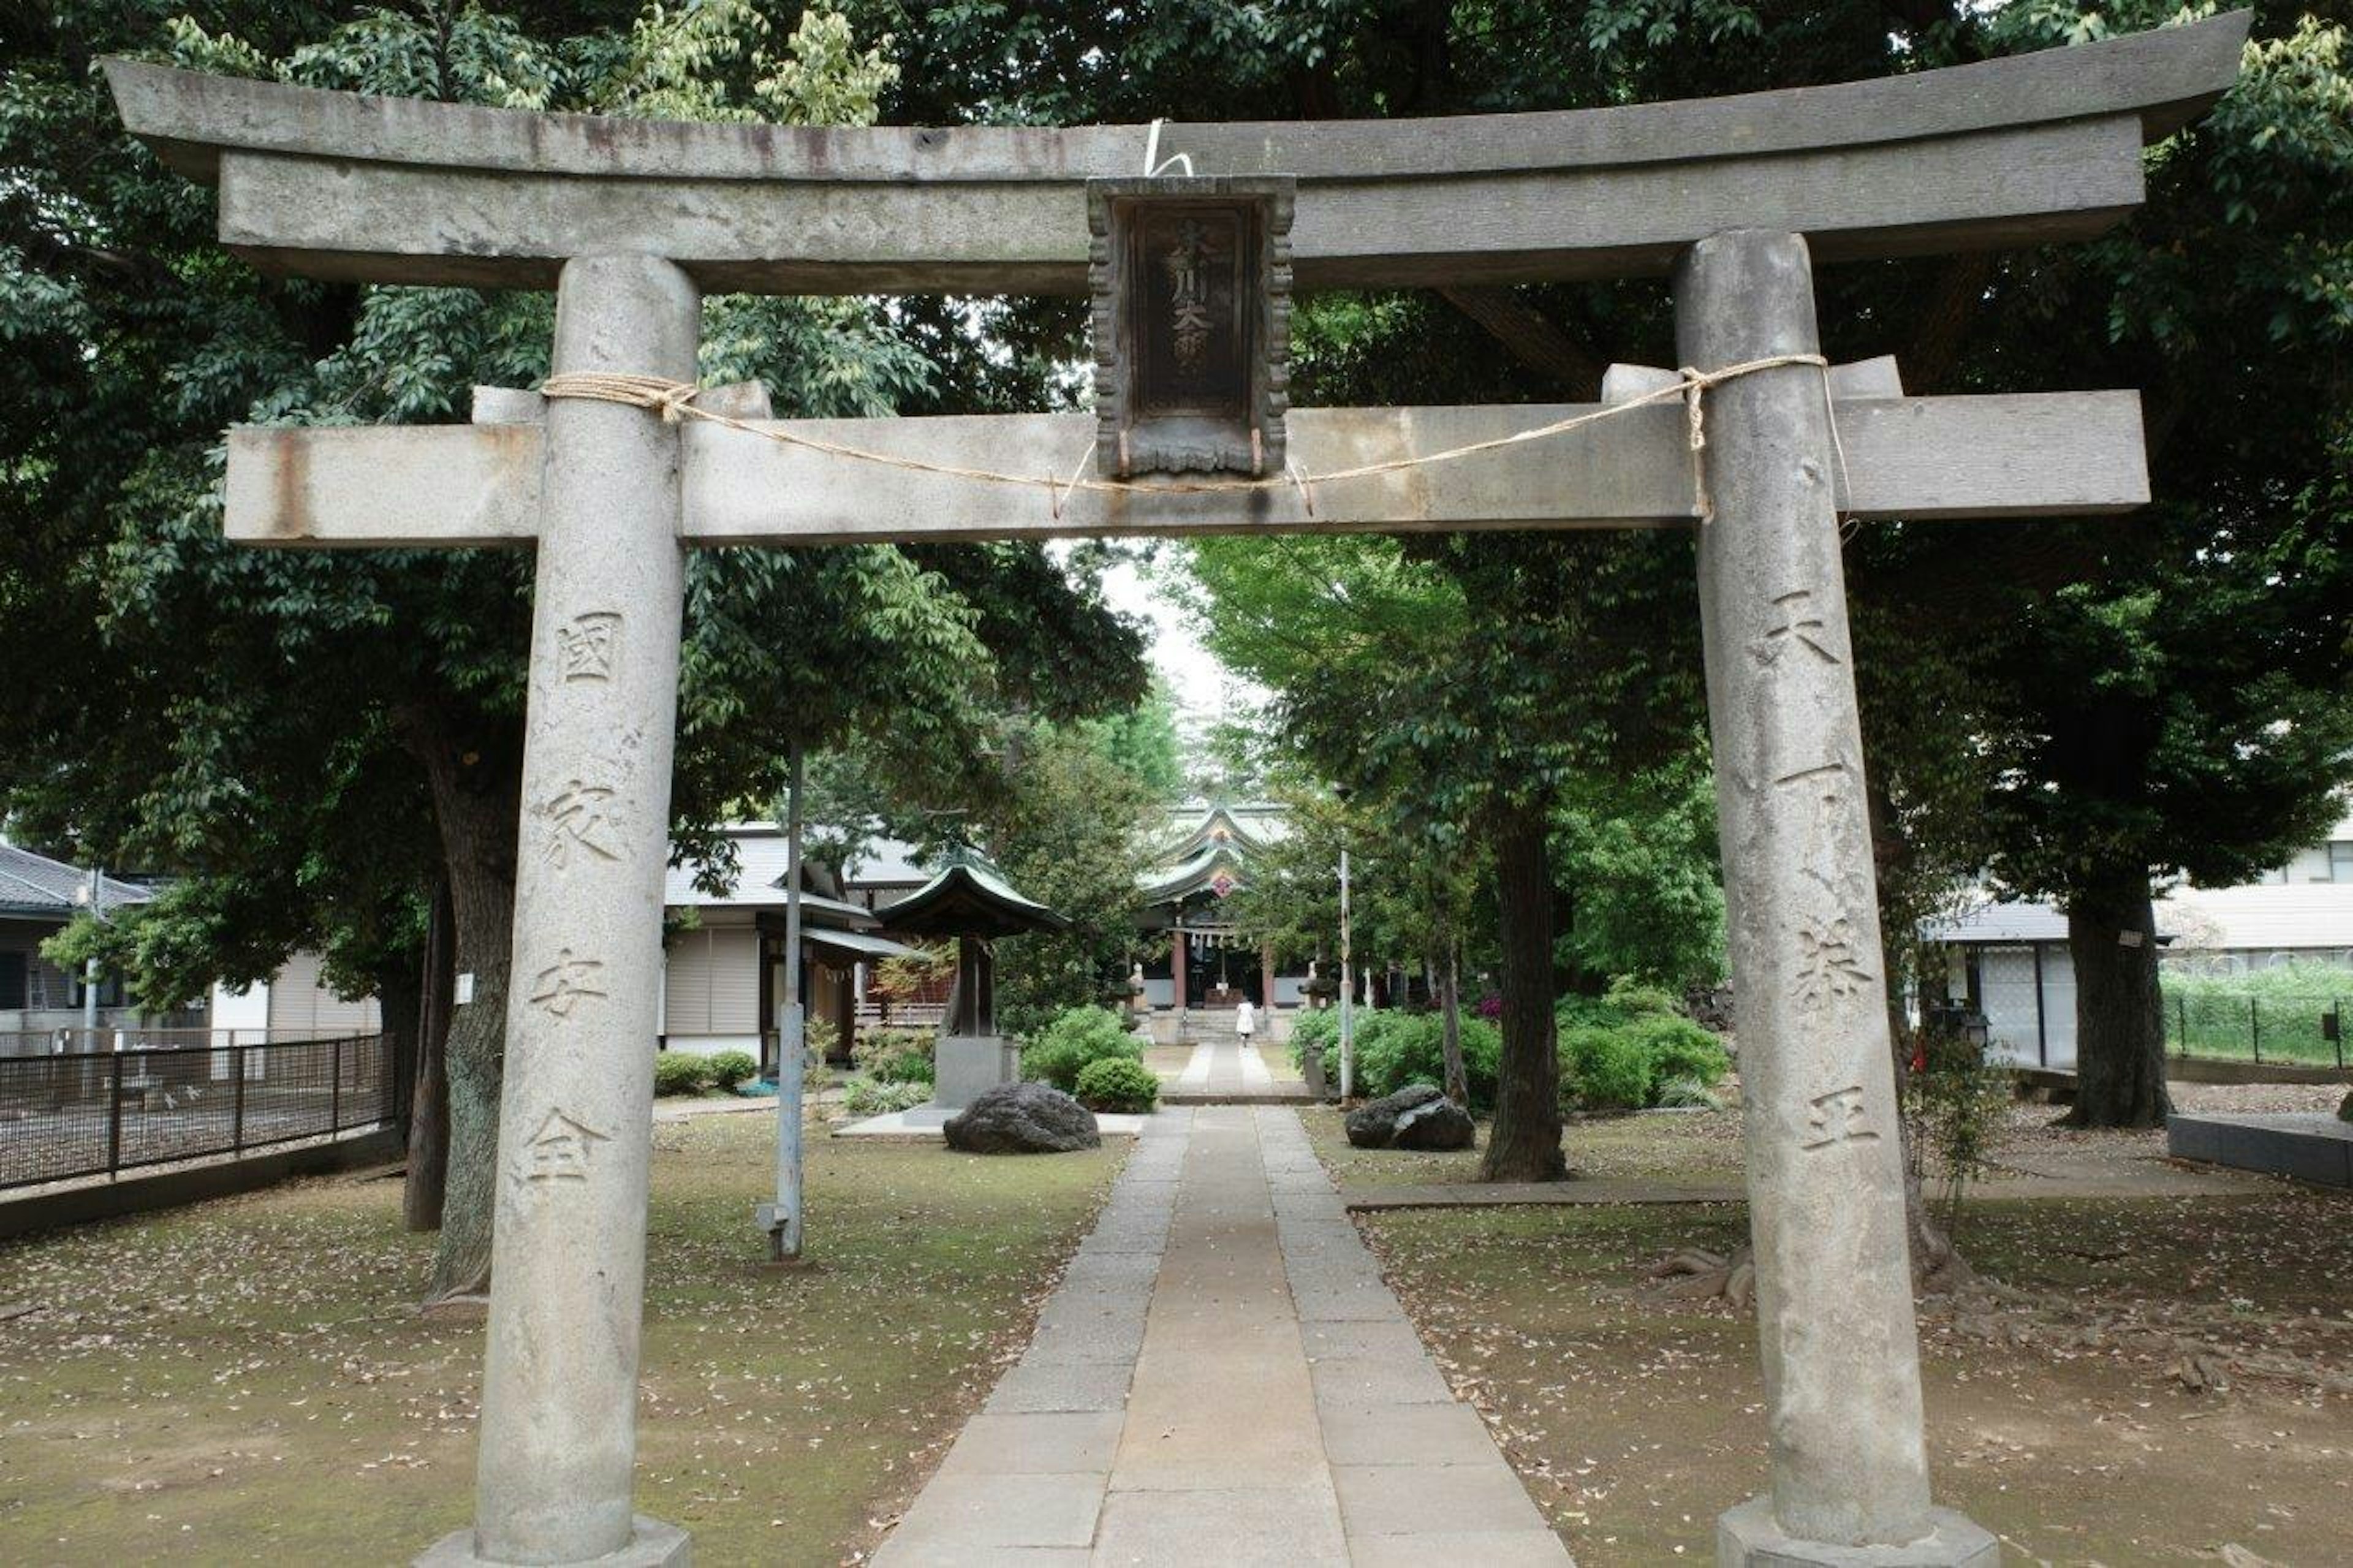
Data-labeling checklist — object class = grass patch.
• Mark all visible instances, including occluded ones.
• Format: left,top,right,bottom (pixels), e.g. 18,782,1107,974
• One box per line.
0,1115,1120,1564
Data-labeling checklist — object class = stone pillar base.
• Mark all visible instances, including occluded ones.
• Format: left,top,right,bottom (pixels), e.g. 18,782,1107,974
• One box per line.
933,1034,1021,1109
1718,1499,1997,1567
419,1517,691,1567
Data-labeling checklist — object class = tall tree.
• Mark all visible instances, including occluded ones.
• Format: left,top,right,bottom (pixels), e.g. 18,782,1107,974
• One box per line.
0,1,1144,1301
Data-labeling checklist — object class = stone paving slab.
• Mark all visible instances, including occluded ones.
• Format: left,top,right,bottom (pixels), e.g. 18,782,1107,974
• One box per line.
936,1412,1127,1477
874,1104,1569,1566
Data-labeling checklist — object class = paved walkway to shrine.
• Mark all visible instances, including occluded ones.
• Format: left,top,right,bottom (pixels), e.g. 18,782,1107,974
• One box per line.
1159,1036,1314,1105
873,1105,1568,1566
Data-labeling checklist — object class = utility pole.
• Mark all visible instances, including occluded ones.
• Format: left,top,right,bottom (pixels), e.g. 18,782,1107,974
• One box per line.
79,864,102,1043
762,744,807,1262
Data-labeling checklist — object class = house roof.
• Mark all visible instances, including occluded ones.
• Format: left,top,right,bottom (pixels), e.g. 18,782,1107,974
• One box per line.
844,836,929,887
1918,898,2074,945
1920,881,2353,953
0,844,153,920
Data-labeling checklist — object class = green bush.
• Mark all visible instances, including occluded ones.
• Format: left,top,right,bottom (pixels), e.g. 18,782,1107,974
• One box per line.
1602,975,1683,1018
1021,1005,1143,1093
1353,1010,1502,1109
1075,1056,1161,1113
705,1049,760,1090
1553,994,1730,1112
1654,1074,1724,1111
1559,1024,1651,1110
653,1051,715,1097
1288,1006,1341,1073
1624,1013,1730,1097
855,1028,936,1085
842,1077,929,1117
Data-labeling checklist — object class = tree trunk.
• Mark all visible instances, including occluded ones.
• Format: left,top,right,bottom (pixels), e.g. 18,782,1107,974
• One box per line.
1482,797,1566,1181
1438,937,1468,1106
374,949,423,1197
404,708,521,1304
403,874,456,1232
2063,863,2169,1129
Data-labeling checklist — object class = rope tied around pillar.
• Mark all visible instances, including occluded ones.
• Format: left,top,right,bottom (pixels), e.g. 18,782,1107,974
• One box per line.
540,352,1836,523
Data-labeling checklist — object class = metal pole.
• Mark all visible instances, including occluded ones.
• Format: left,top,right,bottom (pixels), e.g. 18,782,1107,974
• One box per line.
80,865,101,1038
232,1044,246,1152
766,744,808,1262
107,1051,123,1177
2250,996,2260,1063
330,1034,344,1131
1338,845,1354,1099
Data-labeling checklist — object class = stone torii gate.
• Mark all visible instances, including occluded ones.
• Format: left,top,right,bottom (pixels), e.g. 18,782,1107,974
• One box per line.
107,13,2246,1566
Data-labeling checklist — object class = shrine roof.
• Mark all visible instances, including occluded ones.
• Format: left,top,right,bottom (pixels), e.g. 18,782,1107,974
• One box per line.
879,854,1067,939
1140,843,1251,907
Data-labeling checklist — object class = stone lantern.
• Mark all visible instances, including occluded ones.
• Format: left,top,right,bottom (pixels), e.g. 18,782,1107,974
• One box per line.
879,851,1067,1109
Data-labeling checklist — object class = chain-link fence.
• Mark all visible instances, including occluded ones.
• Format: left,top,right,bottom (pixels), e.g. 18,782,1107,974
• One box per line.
2165,993,2346,1067
0,1033,398,1189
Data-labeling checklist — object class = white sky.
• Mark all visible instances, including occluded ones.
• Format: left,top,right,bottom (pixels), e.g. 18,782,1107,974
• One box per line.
1097,553,1267,739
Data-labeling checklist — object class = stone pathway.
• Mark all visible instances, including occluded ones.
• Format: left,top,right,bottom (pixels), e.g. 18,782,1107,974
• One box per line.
874,1105,1567,1566
1161,1037,1311,1105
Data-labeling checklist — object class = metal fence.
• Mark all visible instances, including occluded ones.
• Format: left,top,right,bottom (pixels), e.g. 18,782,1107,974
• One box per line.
2166,993,2347,1068
0,1032,400,1191
0,1026,339,1059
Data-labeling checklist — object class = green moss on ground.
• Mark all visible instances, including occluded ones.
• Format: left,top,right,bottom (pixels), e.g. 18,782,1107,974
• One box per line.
0,1116,1119,1565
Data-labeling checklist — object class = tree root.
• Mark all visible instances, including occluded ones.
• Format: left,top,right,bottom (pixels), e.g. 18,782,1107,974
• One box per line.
1645,1245,1755,1310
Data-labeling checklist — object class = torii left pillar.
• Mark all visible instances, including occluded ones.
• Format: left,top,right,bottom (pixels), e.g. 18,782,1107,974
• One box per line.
422,254,696,1566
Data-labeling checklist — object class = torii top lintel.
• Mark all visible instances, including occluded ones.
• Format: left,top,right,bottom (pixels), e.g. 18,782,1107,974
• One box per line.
102,12,2247,296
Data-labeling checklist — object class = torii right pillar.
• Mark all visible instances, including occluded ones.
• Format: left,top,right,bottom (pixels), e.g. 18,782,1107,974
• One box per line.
1680,229,1998,1567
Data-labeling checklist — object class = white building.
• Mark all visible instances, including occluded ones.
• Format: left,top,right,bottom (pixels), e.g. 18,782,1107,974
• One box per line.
1922,811,2353,1069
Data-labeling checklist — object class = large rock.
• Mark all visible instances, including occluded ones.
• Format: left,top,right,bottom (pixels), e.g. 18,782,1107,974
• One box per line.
1345,1083,1444,1149
944,1082,1102,1154
1392,1094,1476,1151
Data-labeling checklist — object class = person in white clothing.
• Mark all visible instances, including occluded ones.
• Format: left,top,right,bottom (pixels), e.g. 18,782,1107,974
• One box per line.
1233,999,1257,1043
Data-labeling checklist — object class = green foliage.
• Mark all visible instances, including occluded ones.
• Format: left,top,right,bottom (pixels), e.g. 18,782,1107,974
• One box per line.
1351,1010,1502,1110
1653,1074,1724,1112
1071,679,1188,800
1554,989,1728,1111
1288,1007,1341,1070
1020,1006,1143,1094
841,1077,929,1118
1903,1026,2012,1233
2161,961,2353,1064
1552,758,1726,993
654,1052,716,1097
1074,1056,1160,1113
1559,1026,1653,1112
987,728,1156,1035
705,1050,760,1090
854,1028,937,1086
1629,1015,1732,1093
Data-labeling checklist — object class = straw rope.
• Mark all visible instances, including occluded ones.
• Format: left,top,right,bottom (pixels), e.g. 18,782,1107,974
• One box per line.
540,352,1834,523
